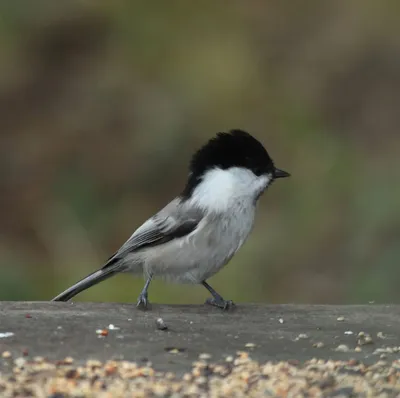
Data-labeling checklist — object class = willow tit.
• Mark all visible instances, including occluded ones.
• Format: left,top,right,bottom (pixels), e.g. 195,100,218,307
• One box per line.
52,129,290,309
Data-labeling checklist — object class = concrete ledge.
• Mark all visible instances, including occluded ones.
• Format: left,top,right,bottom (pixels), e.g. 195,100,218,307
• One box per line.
0,302,399,373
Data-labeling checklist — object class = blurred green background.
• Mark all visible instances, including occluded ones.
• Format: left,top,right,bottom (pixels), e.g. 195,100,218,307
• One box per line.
0,1,399,304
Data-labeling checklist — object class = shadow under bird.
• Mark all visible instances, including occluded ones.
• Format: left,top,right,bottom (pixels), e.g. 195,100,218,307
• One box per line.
52,129,290,309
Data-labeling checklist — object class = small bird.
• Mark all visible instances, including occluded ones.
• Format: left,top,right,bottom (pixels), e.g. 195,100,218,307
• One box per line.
52,129,290,309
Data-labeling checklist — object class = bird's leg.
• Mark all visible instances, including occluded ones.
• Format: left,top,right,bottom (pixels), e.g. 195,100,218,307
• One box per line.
202,280,235,310
137,275,152,310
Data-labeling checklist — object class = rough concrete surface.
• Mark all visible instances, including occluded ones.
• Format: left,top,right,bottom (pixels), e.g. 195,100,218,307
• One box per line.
0,302,399,373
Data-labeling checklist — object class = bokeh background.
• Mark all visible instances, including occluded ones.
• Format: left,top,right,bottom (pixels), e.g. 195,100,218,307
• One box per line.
1,1,399,304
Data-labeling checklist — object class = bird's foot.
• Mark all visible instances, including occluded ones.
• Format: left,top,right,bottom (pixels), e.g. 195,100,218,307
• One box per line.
136,293,150,310
205,297,235,311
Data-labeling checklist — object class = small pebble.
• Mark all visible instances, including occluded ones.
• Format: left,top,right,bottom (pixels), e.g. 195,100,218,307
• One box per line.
278,318,284,324
245,343,257,348
313,342,325,348
156,318,168,331
2,351,11,358
337,316,345,322
344,331,353,335
199,353,212,360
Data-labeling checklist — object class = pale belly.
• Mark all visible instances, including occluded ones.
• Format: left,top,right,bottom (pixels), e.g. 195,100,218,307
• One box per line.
140,215,254,284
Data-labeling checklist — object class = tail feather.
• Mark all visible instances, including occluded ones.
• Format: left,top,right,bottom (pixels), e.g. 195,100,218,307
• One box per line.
52,266,118,302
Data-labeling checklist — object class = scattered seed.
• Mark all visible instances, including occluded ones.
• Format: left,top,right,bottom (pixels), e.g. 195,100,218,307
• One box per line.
335,344,350,352
357,332,373,346
0,354,398,396
86,359,102,368
313,342,325,348
245,343,257,348
65,369,79,379
0,332,14,338
108,324,120,330
295,333,309,341
344,331,353,335
373,346,398,355
348,359,359,366
199,353,212,360
165,347,186,354
318,374,336,389
14,357,26,368
337,316,345,322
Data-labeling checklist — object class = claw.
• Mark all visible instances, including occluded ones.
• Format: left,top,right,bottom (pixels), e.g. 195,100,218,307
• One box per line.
136,293,150,310
137,276,152,310
205,297,235,311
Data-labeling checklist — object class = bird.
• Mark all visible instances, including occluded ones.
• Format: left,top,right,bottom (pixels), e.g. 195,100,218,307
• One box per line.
52,129,290,310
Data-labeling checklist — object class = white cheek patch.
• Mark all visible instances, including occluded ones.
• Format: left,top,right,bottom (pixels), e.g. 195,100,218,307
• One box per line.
191,167,272,212
191,168,234,211
255,174,271,191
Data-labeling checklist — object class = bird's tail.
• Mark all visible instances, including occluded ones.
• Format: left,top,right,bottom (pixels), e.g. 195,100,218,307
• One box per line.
52,264,119,302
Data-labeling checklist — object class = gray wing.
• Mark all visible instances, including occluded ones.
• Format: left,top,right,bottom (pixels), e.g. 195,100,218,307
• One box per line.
102,198,203,269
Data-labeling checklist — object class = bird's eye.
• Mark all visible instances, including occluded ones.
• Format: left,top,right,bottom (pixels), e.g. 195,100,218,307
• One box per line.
253,167,263,176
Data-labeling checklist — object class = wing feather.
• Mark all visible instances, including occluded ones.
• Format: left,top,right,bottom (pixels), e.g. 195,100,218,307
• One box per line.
103,200,202,269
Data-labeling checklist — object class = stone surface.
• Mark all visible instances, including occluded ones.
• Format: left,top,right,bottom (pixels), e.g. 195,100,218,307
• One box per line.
0,302,399,373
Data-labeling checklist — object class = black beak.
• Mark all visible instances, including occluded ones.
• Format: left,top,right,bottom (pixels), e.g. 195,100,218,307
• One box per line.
274,168,291,179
